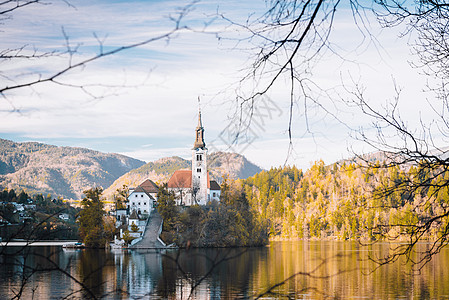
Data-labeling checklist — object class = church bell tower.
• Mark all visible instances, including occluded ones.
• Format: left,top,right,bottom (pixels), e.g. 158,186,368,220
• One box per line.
191,107,208,205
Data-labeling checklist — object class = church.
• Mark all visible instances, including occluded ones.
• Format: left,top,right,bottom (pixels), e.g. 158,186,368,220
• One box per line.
167,110,221,205
112,109,221,246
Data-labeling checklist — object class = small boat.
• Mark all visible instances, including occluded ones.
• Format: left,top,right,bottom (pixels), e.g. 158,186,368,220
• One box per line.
110,243,123,249
62,242,85,249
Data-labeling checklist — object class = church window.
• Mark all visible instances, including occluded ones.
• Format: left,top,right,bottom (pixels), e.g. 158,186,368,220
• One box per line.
135,195,137,197
197,154,202,161
144,202,146,206
141,194,143,197
138,202,141,206
213,192,216,197
197,168,201,173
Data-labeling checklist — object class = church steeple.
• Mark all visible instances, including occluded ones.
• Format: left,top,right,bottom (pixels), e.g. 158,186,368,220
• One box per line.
191,98,208,205
193,101,206,150
197,109,203,128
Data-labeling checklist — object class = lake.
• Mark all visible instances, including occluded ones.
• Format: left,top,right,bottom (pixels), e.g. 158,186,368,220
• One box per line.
1,240,448,299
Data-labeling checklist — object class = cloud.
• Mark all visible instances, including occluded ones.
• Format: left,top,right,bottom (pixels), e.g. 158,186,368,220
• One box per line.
0,0,436,169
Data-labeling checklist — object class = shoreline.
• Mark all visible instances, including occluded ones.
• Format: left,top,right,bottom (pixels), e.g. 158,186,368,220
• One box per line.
0,241,78,247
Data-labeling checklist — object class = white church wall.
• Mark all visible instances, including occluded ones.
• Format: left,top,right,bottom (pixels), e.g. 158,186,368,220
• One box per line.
128,191,154,215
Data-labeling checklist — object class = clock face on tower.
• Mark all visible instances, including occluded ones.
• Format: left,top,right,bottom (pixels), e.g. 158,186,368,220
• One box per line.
197,161,202,166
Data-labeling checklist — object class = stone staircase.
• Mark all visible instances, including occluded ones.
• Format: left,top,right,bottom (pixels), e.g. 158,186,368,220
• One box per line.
130,210,166,249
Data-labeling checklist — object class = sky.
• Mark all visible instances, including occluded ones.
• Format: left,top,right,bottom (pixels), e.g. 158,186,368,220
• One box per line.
0,0,437,170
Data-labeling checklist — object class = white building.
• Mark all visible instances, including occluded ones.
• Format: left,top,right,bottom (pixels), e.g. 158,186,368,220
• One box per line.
58,213,70,221
115,208,127,227
128,209,146,237
209,181,221,202
113,179,159,242
128,179,158,216
167,110,221,205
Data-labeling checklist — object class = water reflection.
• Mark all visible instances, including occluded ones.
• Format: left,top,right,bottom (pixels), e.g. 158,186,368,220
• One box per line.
0,241,449,299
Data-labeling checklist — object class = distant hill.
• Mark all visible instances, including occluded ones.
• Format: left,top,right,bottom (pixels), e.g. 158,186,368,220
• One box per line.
103,152,263,199
0,138,263,200
0,139,145,199
103,156,190,196
208,151,263,180
340,147,449,168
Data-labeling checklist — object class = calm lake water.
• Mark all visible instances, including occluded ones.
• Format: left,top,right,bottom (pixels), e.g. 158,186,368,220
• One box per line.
1,240,449,299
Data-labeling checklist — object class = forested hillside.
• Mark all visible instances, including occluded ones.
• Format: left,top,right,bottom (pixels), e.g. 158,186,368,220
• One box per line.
0,189,80,240
241,160,447,240
0,139,145,199
158,181,268,248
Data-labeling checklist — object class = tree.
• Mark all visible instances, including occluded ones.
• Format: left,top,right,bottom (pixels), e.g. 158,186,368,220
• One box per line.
344,0,449,263
78,187,106,248
3,0,449,296
122,229,134,246
0,203,16,224
17,191,29,204
130,223,139,233
157,183,178,232
114,184,129,210
220,0,449,267
219,175,232,206
7,189,16,202
103,215,117,242
222,0,449,136
217,0,449,165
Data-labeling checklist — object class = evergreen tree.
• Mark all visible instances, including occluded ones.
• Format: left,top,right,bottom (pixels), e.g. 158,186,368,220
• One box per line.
17,190,29,204
114,184,128,210
157,183,178,232
78,187,106,248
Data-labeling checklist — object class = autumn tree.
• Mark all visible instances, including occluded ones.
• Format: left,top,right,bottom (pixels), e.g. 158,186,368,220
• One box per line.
122,229,134,246
78,187,106,248
114,184,129,210
157,183,178,232
130,223,139,233
218,0,449,266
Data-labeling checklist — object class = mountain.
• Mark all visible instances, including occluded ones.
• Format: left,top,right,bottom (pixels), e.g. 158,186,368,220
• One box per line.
103,152,263,198
0,139,146,199
0,138,263,200
103,156,190,196
340,147,449,169
208,151,263,180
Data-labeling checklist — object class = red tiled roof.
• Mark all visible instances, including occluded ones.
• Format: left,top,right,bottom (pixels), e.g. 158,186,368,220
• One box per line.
167,170,192,189
139,179,159,193
167,170,213,189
